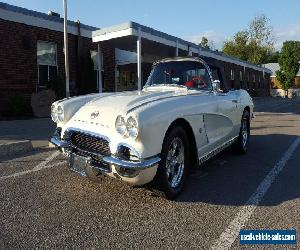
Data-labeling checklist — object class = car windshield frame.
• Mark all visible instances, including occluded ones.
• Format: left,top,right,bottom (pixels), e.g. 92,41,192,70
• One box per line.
144,60,213,91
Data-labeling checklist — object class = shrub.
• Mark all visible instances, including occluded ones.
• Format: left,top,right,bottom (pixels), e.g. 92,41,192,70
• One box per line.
47,76,66,100
7,93,32,117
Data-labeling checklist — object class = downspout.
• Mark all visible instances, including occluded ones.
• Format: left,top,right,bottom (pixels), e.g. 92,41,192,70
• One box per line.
137,27,142,92
76,20,82,94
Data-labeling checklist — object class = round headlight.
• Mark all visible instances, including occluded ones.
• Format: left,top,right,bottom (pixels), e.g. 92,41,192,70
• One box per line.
115,115,127,136
126,116,138,138
57,105,64,123
51,105,58,122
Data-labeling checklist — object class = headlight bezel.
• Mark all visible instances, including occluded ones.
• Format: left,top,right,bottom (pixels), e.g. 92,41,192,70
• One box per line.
126,116,138,138
51,104,64,123
57,105,64,123
115,115,127,137
51,104,58,123
115,115,139,139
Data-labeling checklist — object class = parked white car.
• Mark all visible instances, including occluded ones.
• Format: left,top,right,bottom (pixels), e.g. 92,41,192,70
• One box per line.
50,57,254,199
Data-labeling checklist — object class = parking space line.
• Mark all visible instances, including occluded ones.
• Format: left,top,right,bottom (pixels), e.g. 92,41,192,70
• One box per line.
0,151,63,181
211,137,300,250
255,112,295,115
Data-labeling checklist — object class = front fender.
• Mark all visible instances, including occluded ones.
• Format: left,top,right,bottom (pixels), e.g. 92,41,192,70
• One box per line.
53,93,113,126
136,111,205,160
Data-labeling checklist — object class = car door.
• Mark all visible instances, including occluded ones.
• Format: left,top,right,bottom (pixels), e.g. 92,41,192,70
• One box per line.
197,68,240,156
200,91,237,155
214,90,241,140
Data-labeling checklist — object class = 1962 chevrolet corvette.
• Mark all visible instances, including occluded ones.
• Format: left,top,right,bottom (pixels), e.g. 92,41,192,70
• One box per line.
50,57,254,199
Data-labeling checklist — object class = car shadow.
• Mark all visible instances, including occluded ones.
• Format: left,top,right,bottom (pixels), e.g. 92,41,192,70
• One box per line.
176,133,300,206
0,147,65,163
0,118,55,143
254,98,300,114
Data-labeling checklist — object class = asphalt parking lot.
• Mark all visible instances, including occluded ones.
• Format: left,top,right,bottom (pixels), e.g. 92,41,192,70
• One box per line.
0,98,300,249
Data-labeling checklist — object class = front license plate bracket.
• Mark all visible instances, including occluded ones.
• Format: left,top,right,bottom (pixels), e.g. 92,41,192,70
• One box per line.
69,154,90,177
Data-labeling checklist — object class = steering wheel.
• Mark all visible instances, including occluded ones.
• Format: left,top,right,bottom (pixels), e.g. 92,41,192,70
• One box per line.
185,76,207,88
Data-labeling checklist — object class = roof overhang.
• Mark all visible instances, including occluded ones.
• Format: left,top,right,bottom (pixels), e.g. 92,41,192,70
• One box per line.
0,2,97,38
92,21,272,73
93,22,188,58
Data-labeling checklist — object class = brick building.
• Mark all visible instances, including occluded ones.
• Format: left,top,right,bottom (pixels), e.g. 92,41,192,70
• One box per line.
0,2,272,116
0,2,115,115
263,63,300,89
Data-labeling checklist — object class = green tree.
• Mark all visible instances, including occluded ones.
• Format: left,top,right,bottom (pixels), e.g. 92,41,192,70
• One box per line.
222,31,249,61
199,36,210,49
276,41,300,97
222,14,274,64
263,51,280,63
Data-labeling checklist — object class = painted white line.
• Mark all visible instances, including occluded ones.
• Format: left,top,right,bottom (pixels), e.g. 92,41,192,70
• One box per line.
211,137,300,250
0,151,64,181
256,112,295,115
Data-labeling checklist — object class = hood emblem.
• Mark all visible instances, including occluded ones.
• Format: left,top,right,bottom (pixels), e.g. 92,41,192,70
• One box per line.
90,111,99,119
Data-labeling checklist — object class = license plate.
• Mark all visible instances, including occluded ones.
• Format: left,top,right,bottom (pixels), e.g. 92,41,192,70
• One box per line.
70,154,90,176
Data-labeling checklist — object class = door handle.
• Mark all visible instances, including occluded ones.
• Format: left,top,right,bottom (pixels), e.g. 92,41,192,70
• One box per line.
232,99,238,103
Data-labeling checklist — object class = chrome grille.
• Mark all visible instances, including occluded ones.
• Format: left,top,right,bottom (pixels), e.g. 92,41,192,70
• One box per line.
70,131,111,156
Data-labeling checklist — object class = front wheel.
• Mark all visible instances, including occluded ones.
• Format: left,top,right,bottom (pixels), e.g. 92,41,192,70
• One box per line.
151,126,190,200
232,109,250,154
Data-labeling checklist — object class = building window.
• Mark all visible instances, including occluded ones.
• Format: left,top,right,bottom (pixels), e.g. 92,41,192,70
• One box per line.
240,71,243,81
230,69,234,80
90,50,104,90
37,41,57,90
253,74,256,83
246,72,250,89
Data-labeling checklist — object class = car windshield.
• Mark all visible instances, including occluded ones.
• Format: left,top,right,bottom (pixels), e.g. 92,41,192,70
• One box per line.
145,60,212,90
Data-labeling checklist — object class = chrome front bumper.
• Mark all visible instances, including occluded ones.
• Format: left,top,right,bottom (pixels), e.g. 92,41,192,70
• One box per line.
49,135,160,170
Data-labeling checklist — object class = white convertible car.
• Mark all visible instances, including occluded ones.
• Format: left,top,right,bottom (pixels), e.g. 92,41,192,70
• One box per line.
50,57,254,199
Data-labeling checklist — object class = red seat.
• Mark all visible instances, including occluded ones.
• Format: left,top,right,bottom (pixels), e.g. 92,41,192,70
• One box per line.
185,76,207,88
185,80,195,88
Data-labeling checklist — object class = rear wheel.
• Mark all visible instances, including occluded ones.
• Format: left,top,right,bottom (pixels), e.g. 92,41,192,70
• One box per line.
233,109,250,154
152,126,190,200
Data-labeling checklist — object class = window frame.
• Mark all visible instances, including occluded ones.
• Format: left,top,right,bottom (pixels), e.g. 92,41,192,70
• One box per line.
146,60,213,91
37,40,58,67
37,41,58,92
90,50,104,91
230,69,235,80
239,71,243,81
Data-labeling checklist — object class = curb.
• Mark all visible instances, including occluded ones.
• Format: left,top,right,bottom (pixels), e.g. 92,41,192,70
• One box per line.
0,140,54,157
0,140,33,157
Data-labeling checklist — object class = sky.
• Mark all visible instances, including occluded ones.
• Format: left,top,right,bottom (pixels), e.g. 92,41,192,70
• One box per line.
2,0,300,50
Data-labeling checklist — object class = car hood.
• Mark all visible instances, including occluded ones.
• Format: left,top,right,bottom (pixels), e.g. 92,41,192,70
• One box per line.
70,89,187,128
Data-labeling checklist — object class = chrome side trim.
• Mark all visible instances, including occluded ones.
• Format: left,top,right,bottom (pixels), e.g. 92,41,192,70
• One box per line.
198,136,238,164
102,155,160,170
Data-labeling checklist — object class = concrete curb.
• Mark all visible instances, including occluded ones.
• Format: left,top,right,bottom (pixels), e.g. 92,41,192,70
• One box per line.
0,139,54,157
0,140,33,157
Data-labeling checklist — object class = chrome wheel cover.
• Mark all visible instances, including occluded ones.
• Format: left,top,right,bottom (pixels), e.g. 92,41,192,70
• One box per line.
241,117,248,148
165,137,185,188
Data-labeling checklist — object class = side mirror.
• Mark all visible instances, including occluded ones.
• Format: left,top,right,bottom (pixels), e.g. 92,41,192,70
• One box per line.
212,80,221,92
